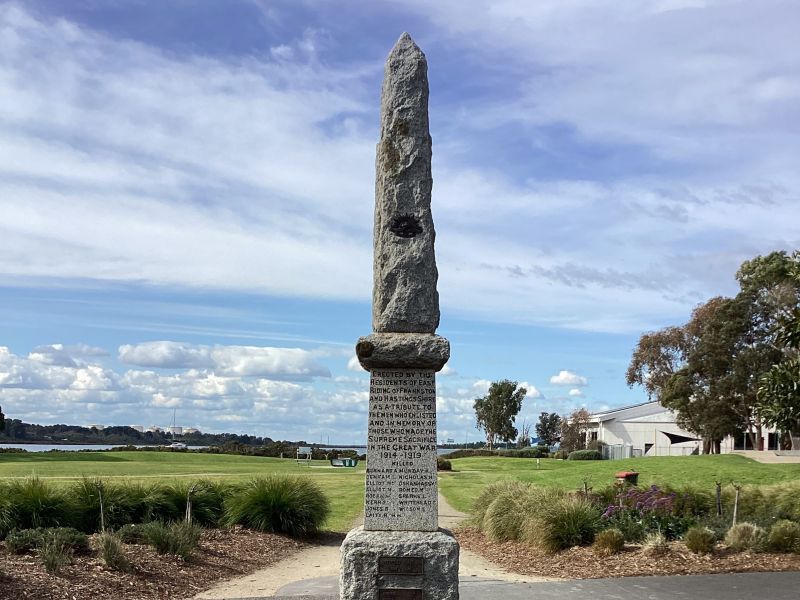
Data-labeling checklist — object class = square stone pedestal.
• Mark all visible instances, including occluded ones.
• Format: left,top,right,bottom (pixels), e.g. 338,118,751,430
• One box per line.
340,527,459,600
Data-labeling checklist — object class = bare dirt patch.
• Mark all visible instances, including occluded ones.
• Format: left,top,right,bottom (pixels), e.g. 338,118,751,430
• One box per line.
455,526,800,579
0,528,327,600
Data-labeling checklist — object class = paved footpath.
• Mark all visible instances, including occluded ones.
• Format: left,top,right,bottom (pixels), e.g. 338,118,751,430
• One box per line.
195,493,545,599
266,571,800,600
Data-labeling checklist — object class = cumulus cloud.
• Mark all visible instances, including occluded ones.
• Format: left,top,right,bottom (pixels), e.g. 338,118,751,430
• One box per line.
549,370,588,386
346,355,365,372
1,3,798,335
568,388,584,397
118,341,330,380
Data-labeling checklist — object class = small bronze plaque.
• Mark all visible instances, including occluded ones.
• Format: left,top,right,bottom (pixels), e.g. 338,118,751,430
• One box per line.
378,556,424,575
378,589,423,600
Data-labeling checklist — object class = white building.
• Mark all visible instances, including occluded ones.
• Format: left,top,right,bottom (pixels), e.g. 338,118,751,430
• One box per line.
587,401,779,457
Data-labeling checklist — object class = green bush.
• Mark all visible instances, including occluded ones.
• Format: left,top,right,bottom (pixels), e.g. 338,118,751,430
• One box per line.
223,476,330,536
163,480,228,527
523,495,601,554
437,457,452,471
116,523,145,544
766,520,800,553
484,486,556,541
567,450,602,461
95,532,130,571
39,536,73,574
642,531,669,557
471,480,531,526
593,527,624,557
5,527,89,555
3,477,75,531
683,526,715,554
497,446,550,458
141,521,201,560
724,522,766,552
552,450,569,460
5,528,44,554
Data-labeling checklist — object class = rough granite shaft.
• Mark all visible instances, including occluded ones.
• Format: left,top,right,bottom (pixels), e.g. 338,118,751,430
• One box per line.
373,32,439,334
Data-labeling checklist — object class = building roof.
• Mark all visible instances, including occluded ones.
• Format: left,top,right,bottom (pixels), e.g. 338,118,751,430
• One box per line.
589,400,669,423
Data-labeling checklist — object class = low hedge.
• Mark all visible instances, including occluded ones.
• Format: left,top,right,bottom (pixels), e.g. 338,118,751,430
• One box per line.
497,446,550,458
567,450,602,461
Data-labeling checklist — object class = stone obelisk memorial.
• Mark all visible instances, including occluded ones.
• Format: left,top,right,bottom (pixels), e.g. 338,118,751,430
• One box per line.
339,33,459,600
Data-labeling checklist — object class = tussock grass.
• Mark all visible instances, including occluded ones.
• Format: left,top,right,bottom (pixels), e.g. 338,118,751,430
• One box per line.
522,495,601,554
95,532,130,571
642,531,670,557
593,528,625,557
222,476,330,536
724,522,766,552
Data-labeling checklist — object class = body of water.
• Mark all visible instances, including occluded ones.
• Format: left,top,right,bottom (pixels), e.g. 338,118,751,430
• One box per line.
0,443,207,452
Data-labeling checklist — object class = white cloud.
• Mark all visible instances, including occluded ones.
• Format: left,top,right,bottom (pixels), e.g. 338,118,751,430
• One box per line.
0,1,797,339
568,388,584,397
347,355,366,372
118,341,329,380
549,370,588,386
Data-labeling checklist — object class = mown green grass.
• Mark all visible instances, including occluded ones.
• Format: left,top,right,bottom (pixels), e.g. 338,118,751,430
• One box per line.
438,454,800,513
0,452,365,532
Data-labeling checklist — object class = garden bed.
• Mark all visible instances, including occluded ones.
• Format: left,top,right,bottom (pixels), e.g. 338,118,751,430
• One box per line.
0,527,322,600
455,526,800,579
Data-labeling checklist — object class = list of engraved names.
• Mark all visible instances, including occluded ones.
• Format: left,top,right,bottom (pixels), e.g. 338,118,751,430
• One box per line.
364,368,438,531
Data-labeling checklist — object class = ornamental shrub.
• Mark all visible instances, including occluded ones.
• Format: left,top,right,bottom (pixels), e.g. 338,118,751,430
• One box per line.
642,531,669,557
567,450,602,461
551,450,569,460
3,477,75,531
39,536,73,574
95,532,130,571
5,527,89,555
497,446,550,458
602,485,693,540
437,457,452,471
141,521,201,560
592,528,624,557
472,480,531,526
522,495,601,554
766,520,800,553
683,526,715,554
222,476,330,536
724,522,766,552
483,485,557,542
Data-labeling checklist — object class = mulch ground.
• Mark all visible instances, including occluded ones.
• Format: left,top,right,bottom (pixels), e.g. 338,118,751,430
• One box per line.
0,528,338,600
455,526,800,579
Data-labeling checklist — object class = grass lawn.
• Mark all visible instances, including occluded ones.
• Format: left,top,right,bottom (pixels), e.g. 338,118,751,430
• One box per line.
438,454,800,513
0,451,365,532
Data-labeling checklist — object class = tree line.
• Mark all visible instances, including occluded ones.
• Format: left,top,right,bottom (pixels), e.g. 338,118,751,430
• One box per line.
472,251,799,455
626,250,800,452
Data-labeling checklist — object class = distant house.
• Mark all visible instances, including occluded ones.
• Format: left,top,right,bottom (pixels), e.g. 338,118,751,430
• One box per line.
184,427,200,435
586,401,779,458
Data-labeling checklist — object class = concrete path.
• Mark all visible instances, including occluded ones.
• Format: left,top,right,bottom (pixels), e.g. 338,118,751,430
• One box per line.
195,493,544,599
264,571,800,600
733,450,800,463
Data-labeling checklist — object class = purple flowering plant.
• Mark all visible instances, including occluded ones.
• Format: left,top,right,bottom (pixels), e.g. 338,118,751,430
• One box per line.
602,485,693,540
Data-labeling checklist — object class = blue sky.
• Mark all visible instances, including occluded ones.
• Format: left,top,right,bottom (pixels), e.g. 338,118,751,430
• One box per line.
1,0,798,444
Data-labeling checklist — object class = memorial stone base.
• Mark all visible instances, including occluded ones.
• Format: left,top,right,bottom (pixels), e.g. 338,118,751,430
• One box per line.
340,527,459,600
